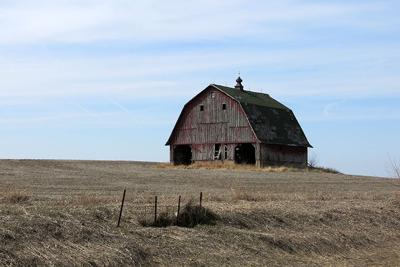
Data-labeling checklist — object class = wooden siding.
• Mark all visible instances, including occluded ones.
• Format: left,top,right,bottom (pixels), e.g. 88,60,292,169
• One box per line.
170,89,257,145
260,144,307,167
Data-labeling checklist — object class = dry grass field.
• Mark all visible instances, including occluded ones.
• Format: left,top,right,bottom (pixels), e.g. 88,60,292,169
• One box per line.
1,159,400,266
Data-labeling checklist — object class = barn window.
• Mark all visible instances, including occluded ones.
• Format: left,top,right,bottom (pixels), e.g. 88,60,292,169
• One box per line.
222,103,226,110
200,105,204,111
211,92,216,98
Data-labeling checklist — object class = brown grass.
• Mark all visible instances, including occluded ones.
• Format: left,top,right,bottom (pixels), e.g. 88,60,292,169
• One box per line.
0,159,400,266
2,190,31,204
158,162,294,172
157,162,341,174
231,189,268,202
68,194,110,206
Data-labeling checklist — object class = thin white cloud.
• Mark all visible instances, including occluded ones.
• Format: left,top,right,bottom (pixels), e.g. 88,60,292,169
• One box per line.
108,99,130,114
322,100,348,117
0,1,391,44
0,43,399,100
0,109,174,127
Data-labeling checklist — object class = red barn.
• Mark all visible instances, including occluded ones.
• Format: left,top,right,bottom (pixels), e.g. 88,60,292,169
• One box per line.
166,77,312,167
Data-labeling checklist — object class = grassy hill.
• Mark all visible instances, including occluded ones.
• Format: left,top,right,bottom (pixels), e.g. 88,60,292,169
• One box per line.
1,160,400,266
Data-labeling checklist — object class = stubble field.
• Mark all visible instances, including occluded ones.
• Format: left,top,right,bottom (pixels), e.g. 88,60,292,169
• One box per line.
1,159,400,266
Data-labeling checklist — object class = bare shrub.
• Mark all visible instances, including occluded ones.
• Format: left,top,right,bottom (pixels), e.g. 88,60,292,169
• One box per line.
177,201,219,227
307,152,340,174
139,201,219,228
308,152,319,168
389,157,400,179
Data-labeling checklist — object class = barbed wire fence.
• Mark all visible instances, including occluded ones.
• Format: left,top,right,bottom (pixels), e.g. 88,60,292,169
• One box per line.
117,190,203,227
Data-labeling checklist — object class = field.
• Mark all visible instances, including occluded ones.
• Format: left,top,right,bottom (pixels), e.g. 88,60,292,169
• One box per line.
1,160,400,266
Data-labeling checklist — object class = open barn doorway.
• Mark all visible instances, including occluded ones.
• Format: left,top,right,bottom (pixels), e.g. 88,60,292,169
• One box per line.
234,143,255,165
173,145,192,165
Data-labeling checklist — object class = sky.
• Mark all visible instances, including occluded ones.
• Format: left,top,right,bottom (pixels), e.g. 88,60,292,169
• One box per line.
0,0,399,177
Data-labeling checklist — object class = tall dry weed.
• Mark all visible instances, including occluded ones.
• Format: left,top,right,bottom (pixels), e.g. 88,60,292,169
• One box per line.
2,190,31,204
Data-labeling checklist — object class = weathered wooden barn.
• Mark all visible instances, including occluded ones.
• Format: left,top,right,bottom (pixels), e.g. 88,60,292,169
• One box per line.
166,77,312,167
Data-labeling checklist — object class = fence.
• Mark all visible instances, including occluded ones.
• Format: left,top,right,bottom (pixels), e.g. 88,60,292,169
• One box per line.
117,190,203,227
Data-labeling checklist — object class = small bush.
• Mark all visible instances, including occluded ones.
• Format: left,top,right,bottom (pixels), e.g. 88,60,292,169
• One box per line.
139,201,219,228
177,201,219,227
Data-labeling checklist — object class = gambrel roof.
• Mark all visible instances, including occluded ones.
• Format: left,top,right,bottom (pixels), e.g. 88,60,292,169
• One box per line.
166,84,312,147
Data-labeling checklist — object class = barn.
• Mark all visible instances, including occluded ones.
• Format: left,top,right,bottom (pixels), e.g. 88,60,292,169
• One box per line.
166,77,312,167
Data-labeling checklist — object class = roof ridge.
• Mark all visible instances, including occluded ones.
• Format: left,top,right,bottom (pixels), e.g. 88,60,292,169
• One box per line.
212,83,268,96
212,84,288,110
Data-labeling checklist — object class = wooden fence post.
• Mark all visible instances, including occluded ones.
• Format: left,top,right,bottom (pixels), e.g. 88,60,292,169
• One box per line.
177,195,181,222
117,188,126,227
199,192,203,208
154,196,158,225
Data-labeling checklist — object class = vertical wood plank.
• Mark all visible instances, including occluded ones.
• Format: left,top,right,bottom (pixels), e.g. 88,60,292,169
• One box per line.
117,188,126,227
154,196,158,225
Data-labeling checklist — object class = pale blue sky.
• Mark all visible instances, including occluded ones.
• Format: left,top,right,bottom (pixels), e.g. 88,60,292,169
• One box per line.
0,0,399,177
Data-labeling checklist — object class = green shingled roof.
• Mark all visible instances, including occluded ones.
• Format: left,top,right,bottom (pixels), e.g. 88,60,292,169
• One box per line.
212,84,312,147
212,84,289,110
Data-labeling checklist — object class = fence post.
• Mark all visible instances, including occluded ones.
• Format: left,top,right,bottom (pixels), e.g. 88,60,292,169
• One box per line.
199,192,203,208
177,195,181,222
154,196,158,225
117,188,126,227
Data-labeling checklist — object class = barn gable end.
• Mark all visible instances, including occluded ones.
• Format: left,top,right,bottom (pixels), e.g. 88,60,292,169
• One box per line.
167,86,257,145
167,86,257,163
